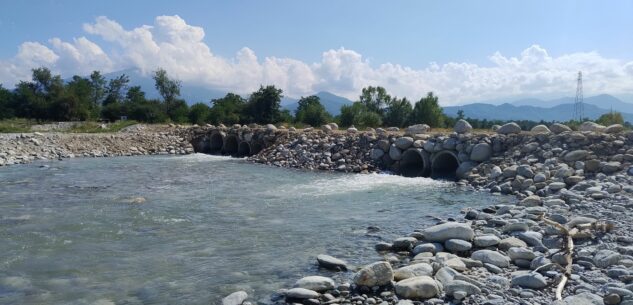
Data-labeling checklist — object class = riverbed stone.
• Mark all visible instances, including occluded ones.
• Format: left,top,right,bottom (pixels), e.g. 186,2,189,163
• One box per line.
564,150,589,162
295,276,335,292
354,261,394,287
405,124,430,135
393,263,434,281
497,122,522,134
370,148,384,160
518,195,542,207
286,288,320,299
594,250,621,268
389,145,403,161
474,235,500,247
470,143,492,161
395,137,414,150
317,254,348,271
499,237,528,250
394,276,440,299
531,125,551,134
222,291,248,305
511,273,548,289
605,124,624,133
471,250,510,268
550,123,572,134
445,280,482,296
579,121,606,132
445,239,473,252
454,120,473,134
423,222,474,242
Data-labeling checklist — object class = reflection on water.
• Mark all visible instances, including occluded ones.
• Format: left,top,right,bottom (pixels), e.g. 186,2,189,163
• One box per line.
0,154,512,304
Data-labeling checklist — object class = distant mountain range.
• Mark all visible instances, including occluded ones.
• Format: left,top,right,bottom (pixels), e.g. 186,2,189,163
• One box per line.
100,69,633,122
444,94,633,123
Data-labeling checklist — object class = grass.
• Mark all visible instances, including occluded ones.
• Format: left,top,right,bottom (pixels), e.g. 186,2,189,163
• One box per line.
67,120,140,133
0,118,37,133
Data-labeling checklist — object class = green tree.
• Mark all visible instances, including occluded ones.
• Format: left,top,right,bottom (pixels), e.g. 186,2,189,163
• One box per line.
64,75,95,120
153,68,181,103
339,102,382,128
383,97,412,127
0,84,15,119
295,95,331,126
188,103,212,125
89,71,107,111
410,92,445,127
246,85,283,124
596,111,624,126
209,93,247,125
359,86,391,114
457,109,465,120
101,74,129,121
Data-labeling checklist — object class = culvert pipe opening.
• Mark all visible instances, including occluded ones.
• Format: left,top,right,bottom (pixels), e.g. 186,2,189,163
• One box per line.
400,149,430,177
193,137,210,153
237,142,251,157
209,133,224,154
223,135,239,156
431,151,460,180
251,143,264,155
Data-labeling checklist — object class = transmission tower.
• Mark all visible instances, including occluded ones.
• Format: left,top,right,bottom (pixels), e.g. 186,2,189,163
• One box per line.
573,71,584,121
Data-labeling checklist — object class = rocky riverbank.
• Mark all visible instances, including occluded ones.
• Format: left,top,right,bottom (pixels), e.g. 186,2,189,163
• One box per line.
221,121,633,305
0,125,194,166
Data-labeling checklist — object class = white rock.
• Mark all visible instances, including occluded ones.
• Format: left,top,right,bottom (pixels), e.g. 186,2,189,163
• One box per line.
294,276,335,292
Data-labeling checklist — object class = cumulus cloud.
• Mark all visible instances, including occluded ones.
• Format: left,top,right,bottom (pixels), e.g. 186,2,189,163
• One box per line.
1,15,632,105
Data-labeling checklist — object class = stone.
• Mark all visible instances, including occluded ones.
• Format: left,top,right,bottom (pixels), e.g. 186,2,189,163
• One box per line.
394,276,440,299
550,123,572,134
321,124,332,132
412,243,443,255
370,148,385,160
579,121,606,132
405,124,430,135
393,263,434,281
471,250,510,268
604,294,621,305
531,125,551,134
395,137,414,150
347,127,358,133
456,161,477,179
605,124,624,133
222,291,248,305
507,247,536,261
497,122,522,134
602,162,621,174
511,273,548,289
265,124,277,131
295,276,335,292
317,255,348,271
285,288,320,299
445,280,482,296
564,150,589,162
470,143,492,161
389,145,402,161
518,195,541,207
445,239,473,252
327,122,339,130
499,237,528,250
593,250,621,268
454,119,473,134
474,235,500,247
392,237,418,251
555,292,603,305
517,165,534,178
423,222,474,242
354,261,394,287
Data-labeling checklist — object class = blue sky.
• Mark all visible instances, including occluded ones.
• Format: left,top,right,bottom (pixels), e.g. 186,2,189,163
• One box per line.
1,0,632,104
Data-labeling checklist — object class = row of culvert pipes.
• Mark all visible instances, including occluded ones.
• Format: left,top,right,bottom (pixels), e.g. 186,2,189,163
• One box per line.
190,128,472,181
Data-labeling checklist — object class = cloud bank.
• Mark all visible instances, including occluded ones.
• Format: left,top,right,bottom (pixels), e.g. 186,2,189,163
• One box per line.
1,15,632,105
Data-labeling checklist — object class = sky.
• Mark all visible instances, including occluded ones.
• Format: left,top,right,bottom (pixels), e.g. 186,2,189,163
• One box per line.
1,0,632,105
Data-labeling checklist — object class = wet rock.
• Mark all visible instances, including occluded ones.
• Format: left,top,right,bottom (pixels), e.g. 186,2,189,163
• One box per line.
295,276,335,292
317,255,348,271
222,291,248,305
286,288,320,299
423,222,474,242
354,261,394,287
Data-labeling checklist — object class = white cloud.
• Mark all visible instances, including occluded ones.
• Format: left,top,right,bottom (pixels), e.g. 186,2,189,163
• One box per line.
1,15,632,105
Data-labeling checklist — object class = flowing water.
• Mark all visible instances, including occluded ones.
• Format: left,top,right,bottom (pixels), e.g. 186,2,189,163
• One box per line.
0,154,513,305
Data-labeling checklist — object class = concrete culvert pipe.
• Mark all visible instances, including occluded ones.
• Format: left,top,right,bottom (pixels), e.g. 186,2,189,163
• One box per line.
400,149,431,177
431,151,460,180
250,143,264,155
209,132,225,154
237,141,251,157
223,135,239,156
192,136,210,153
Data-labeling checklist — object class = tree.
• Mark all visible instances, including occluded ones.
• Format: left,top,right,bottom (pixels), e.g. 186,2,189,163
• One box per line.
359,86,391,114
0,84,15,119
209,93,247,125
64,76,95,120
339,102,382,128
153,68,181,104
383,97,412,127
410,92,445,127
457,109,465,120
101,74,129,121
89,71,107,110
295,95,331,126
188,103,211,125
596,111,624,126
246,85,283,124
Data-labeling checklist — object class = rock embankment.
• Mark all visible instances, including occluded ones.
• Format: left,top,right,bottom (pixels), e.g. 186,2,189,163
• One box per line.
0,126,194,166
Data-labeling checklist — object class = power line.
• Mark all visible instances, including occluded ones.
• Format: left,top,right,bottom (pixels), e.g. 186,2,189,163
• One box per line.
573,71,584,122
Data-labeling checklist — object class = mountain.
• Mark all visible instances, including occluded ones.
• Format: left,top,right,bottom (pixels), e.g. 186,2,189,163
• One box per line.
512,94,633,113
444,102,633,123
282,91,353,115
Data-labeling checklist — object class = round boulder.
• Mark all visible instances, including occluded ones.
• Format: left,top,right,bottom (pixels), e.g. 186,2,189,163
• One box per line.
497,122,522,134
394,276,440,300
353,261,394,287
550,123,572,134
422,222,474,242
454,119,473,134
294,276,335,292
530,125,551,134
470,143,492,161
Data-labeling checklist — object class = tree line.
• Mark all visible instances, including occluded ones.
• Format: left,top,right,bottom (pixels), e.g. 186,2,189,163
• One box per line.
2,67,622,130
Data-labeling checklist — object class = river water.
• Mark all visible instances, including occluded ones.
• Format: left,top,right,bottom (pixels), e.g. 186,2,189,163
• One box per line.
0,154,513,305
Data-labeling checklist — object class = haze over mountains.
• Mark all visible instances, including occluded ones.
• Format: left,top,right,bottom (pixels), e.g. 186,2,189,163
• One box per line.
104,69,633,122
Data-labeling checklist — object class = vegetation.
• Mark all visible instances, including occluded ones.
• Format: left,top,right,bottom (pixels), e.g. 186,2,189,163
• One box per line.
0,67,628,132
